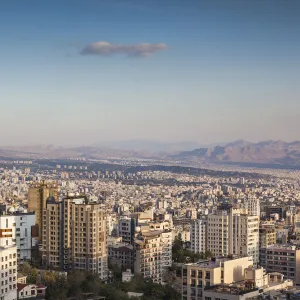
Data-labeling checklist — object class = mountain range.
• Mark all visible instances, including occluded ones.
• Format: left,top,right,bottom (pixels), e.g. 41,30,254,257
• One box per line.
1,140,300,168
172,140,300,167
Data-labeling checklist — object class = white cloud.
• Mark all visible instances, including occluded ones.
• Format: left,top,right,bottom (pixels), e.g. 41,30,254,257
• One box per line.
80,41,168,57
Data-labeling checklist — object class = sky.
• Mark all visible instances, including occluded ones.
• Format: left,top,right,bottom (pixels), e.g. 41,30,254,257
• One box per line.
0,0,299,146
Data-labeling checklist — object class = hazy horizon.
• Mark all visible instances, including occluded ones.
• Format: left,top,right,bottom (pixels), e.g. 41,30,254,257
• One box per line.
1,0,299,145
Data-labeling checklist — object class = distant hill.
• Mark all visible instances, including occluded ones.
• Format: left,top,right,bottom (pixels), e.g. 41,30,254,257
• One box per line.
172,140,300,167
92,140,204,153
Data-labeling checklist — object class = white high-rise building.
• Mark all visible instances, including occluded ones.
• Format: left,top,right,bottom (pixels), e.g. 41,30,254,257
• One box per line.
230,212,260,263
207,210,230,256
0,245,18,300
0,212,36,263
207,207,259,263
246,195,260,217
161,231,172,268
190,219,206,253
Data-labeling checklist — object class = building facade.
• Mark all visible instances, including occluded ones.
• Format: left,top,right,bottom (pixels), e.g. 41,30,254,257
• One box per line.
118,217,136,245
190,219,206,254
207,210,229,257
28,180,58,241
134,230,168,284
246,196,260,217
108,243,134,270
207,207,259,263
230,212,259,264
260,245,300,285
259,225,276,248
0,212,36,263
42,196,108,279
182,256,253,300
0,245,18,300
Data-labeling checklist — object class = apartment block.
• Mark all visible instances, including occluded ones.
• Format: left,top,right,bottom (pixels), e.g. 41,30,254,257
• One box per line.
42,196,108,279
207,207,259,263
134,229,171,284
259,225,276,248
190,219,206,254
207,210,229,257
260,245,300,285
246,196,260,217
230,212,259,263
0,245,18,300
108,243,134,270
118,217,136,245
28,180,58,241
0,212,36,263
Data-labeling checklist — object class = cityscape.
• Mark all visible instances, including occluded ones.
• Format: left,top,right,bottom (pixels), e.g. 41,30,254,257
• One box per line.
1,1,300,300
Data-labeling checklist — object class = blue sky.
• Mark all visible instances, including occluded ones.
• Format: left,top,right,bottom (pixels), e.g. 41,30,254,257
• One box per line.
0,0,299,146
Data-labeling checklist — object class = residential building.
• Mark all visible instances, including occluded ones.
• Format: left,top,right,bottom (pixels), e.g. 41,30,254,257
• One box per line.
207,210,229,257
259,225,276,248
190,219,206,254
266,206,285,219
230,211,259,264
108,243,134,270
28,180,58,241
259,244,300,285
0,212,36,262
0,245,18,300
160,230,172,268
246,196,260,217
207,207,259,263
42,195,108,279
182,256,253,300
134,230,166,284
118,217,136,245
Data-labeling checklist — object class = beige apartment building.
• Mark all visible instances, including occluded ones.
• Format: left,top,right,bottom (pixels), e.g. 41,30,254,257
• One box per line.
182,256,253,300
260,244,300,285
42,195,108,279
134,229,169,284
28,180,58,241
230,212,259,263
207,207,259,263
259,224,276,248
207,210,229,257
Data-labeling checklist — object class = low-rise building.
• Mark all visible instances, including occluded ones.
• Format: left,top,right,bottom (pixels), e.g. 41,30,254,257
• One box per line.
182,256,253,300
